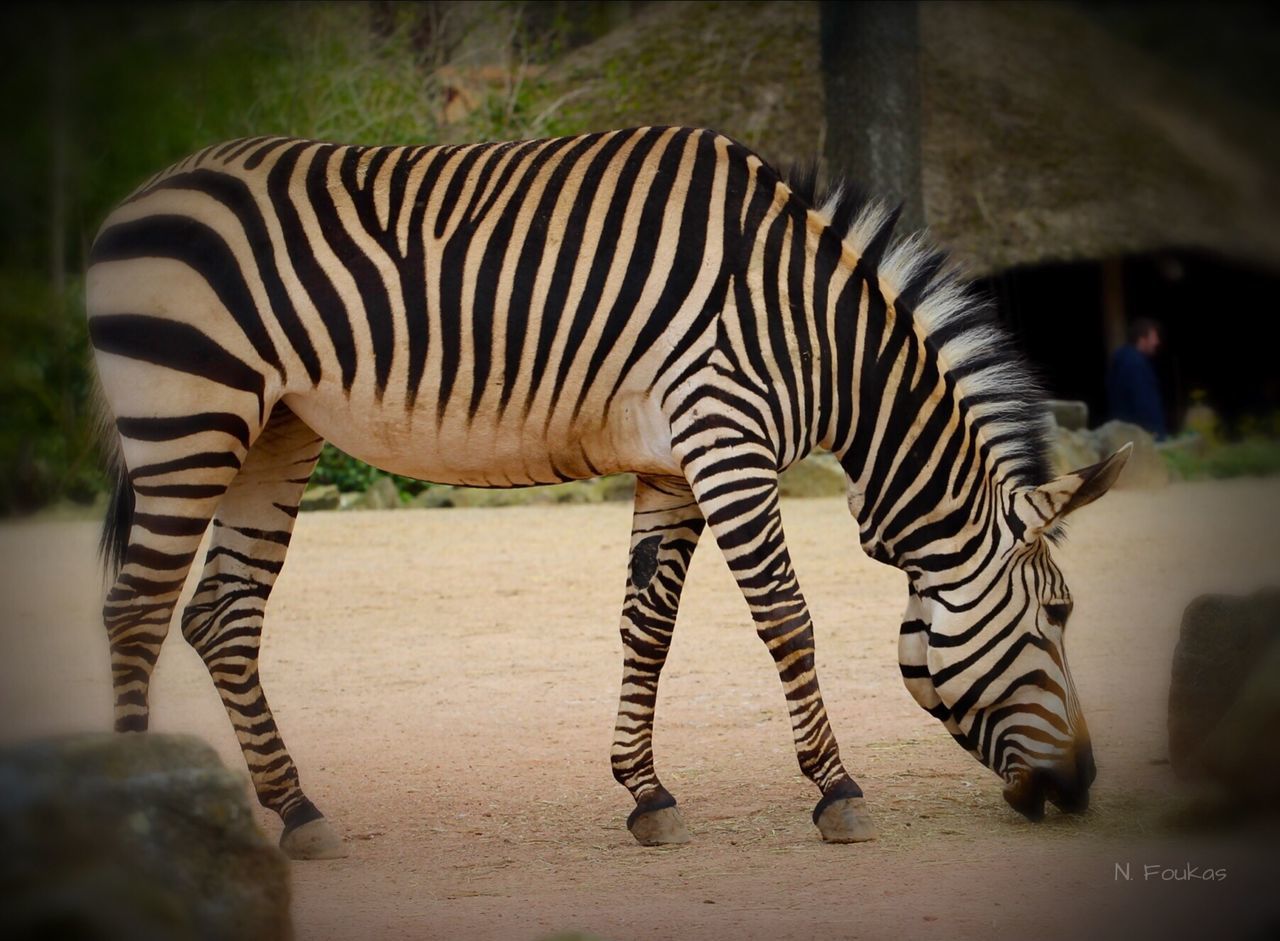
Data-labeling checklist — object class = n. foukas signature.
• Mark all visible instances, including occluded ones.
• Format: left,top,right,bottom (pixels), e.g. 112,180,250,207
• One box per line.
1115,862,1228,882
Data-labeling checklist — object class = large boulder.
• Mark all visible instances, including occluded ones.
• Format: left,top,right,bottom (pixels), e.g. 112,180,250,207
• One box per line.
1047,419,1169,485
1048,426,1101,477
1194,641,1280,806
350,475,402,510
1168,590,1280,805
1045,399,1089,431
1090,420,1169,488
0,733,291,941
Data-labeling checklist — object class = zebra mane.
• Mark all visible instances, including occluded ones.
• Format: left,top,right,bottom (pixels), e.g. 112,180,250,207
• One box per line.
785,165,1054,490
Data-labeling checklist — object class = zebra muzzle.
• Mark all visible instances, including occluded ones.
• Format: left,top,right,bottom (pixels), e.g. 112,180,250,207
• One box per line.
1003,745,1095,821
1002,770,1049,822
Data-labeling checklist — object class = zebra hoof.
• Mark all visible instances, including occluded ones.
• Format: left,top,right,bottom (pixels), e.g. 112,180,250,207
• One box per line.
815,796,877,843
628,806,692,846
280,818,348,860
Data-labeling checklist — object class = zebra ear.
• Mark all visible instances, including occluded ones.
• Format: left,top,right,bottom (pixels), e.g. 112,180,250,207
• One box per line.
1011,444,1132,540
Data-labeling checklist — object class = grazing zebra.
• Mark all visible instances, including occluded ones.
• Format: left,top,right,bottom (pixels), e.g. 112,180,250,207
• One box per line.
89,126,1128,859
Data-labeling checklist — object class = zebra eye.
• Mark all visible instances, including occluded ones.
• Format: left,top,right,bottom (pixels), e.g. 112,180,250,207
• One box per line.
1044,601,1073,626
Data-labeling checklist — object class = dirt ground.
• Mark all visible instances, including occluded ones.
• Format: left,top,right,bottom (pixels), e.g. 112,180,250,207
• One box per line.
2,478,1279,940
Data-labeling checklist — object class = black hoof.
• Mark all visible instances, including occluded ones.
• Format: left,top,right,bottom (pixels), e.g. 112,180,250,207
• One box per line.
812,780,875,843
627,788,690,846
814,797,877,843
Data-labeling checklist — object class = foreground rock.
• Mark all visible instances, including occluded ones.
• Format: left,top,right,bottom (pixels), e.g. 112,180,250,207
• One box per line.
0,733,291,941
1169,590,1280,807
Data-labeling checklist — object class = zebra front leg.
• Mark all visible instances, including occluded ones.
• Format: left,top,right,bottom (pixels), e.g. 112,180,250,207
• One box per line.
613,475,705,845
687,460,876,843
179,406,344,860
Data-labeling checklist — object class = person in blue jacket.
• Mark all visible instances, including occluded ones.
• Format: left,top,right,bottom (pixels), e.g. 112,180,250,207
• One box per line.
1108,318,1166,438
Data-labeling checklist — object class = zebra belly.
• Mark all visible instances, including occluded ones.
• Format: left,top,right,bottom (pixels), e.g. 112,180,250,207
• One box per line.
281,386,681,487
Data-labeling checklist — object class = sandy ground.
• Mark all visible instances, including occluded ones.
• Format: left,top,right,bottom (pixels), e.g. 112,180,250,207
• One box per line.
3,478,1280,940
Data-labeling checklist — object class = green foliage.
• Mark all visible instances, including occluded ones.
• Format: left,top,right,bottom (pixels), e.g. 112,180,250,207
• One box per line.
310,445,427,499
1162,436,1280,482
0,1,587,514
248,4,443,144
0,273,100,513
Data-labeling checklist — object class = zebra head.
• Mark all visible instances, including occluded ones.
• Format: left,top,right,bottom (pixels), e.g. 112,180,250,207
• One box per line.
894,445,1132,821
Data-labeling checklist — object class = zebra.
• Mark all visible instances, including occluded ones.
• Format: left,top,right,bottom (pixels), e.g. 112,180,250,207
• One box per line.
88,126,1129,859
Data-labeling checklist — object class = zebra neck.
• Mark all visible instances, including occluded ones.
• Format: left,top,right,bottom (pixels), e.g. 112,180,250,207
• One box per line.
826,274,992,579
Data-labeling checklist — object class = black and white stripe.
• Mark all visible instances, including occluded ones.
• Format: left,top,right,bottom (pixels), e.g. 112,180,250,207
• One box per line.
89,126,1127,854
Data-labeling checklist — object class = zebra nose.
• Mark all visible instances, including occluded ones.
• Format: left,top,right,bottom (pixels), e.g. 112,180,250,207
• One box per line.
1047,738,1095,814
1077,738,1097,788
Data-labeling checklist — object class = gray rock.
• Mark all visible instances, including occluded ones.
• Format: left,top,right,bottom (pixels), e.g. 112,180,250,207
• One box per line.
1168,590,1280,804
0,733,291,941
1048,426,1101,477
298,483,339,511
352,476,401,510
1046,399,1089,431
1089,420,1168,488
1195,640,1280,806
411,486,457,508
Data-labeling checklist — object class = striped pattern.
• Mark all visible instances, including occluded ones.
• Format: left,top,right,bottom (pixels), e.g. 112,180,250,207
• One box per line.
89,126,1123,843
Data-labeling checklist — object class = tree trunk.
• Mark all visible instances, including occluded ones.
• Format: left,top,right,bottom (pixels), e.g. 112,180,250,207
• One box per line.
820,1,924,232
49,12,69,300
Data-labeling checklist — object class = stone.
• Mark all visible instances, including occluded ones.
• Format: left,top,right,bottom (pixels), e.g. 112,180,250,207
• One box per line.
1088,420,1168,488
1168,590,1280,802
298,483,339,511
0,733,291,941
411,486,457,508
1046,399,1089,431
352,476,401,510
1194,640,1280,807
780,452,847,498
1048,426,1101,477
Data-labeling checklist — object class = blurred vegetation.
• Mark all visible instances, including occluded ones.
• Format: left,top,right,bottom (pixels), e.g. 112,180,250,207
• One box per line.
1163,436,1280,482
3,2,1278,515
0,1,611,514
311,447,428,498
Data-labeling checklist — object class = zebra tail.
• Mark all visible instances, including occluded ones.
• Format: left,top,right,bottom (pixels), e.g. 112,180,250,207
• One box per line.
92,370,133,581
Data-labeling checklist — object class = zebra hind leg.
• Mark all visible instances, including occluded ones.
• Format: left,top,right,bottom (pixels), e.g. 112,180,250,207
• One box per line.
612,475,705,845
684,454,876,844
104,429,248,734
178,404,345,860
